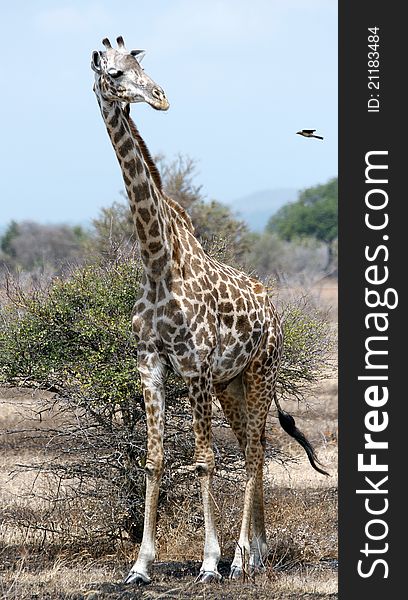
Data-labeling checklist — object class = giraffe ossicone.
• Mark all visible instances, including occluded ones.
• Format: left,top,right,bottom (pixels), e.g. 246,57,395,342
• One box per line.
91,36,328,586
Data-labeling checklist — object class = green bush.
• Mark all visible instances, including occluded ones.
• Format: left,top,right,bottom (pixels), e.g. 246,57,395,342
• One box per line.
1,258,191,543
0,262,331,404
1,260,144,402
279,297,333,400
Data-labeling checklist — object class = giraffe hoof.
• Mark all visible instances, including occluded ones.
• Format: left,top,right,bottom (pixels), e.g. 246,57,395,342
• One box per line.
249,560,266,574
195,570,222,584
123,570,151,586
229,566,243,580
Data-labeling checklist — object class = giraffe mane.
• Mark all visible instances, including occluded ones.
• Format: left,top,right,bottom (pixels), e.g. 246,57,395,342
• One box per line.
123,105,195,234
123,104,163,190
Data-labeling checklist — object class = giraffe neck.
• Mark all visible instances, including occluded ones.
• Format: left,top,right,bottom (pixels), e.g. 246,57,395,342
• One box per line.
95,88,173,279
124,108,195,234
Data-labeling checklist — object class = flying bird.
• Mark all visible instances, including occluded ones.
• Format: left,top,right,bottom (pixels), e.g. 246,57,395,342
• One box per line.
296,129,324,140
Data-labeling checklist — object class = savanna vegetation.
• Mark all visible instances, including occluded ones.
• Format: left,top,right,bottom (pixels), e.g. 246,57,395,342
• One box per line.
0,158,338,599
0,160,337,280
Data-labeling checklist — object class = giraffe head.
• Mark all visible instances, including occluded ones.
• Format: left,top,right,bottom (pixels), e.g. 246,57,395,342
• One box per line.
91,36,169,111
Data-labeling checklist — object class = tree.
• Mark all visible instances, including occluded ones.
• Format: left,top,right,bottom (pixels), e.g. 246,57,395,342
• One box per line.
160,155,251,256
1,220,19,259
156,154,202,212
89,154,252,261
88,198,137,260
267,178,338,270
244,232,328,283
0,221,88,273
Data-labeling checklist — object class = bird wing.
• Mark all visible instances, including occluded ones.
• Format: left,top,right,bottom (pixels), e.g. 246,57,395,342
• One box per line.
302,129,316,134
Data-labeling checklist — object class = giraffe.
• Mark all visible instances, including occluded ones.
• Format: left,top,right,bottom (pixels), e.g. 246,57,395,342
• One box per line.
91,37,328,585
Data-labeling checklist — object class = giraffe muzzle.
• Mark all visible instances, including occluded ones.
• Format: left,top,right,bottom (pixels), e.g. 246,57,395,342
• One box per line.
150,87,169,111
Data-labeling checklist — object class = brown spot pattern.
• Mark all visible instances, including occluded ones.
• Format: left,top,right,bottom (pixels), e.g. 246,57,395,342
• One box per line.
94,86,289,582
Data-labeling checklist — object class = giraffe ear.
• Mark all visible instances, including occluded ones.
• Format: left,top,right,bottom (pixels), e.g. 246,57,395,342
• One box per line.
91,51,102,73
130,49,146,63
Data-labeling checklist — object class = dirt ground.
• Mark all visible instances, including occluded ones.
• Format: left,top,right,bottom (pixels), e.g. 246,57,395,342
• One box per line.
0,377,337,599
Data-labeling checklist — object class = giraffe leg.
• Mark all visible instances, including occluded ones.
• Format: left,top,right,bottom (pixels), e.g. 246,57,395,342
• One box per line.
247,318,282,576
124,356,166,586
188,374,222,583
215,375,247,456
249,445,268,572
216,377,268,577
228,352,279,580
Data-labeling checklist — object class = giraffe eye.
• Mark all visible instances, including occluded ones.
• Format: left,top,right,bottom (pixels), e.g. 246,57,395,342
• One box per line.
108,68,124,79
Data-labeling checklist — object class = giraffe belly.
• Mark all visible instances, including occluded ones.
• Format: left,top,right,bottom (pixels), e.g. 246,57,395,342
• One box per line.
154,298,266,381
153,318,257,382
134,283,267,382
211,333,262,383
163,339,252,383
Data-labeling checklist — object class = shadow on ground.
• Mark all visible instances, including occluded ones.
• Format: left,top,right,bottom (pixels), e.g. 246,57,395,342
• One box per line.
67,560,338,600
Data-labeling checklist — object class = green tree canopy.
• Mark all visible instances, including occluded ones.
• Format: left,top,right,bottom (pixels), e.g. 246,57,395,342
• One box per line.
267,177,338,245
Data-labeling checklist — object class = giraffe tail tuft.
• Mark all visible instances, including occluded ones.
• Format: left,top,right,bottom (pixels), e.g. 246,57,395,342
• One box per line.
274,394,329,476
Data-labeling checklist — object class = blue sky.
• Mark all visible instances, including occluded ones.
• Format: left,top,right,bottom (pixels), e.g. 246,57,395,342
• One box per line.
0,0,337,225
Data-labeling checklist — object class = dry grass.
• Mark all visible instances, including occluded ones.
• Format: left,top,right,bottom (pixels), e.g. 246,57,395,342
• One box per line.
0,285,338,599
1,561,337,599
0,381,337,599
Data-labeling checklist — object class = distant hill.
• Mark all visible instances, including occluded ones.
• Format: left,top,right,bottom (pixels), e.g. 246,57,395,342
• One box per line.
227,188,299,232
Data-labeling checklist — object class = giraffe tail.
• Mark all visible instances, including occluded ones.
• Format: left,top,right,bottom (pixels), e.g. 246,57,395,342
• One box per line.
273,393,329,476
